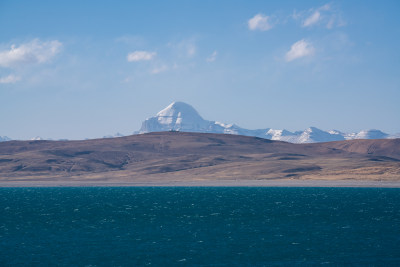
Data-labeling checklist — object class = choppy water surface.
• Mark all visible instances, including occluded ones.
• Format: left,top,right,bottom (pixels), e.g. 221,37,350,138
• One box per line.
0,187,399,266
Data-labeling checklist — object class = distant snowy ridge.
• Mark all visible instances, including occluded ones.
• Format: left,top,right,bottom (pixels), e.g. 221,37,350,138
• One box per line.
0,136,11,142
103,133,124,138
388,133,400,139
0,136,69,142
1,102,397,143
136,102,398,143
31,136,46,141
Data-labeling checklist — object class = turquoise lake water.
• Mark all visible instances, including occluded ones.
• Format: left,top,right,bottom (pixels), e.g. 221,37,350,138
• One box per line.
0,187,399,266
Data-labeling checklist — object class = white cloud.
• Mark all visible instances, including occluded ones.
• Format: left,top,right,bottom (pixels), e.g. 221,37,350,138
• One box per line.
127,51,156,62
151,65,168,74
285,39,314,62
303,11,321,27
248,14,273,31
298,4,344,29
0,39,62,68
0,74,20,84
206,51,217,62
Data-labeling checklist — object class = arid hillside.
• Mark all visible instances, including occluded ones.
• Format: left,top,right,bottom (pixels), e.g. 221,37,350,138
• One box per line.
0,132,399,182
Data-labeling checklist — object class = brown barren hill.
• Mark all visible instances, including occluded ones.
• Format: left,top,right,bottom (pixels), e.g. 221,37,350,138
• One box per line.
0,132,399,183
318,138,400,160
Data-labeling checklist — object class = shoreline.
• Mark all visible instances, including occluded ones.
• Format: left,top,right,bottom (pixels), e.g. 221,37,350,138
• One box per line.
1,179,400,188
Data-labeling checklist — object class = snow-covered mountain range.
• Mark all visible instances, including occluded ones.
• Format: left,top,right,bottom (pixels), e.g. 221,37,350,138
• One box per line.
1,101,398,143
137,101,398,143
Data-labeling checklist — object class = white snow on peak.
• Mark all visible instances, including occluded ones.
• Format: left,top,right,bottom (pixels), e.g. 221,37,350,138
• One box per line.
0,136,11,142
267,129,294,138
354,129,388,140
137,101,271,137
157,102,202,120
215,121,233,128
296,127,345,143
328,129,344,135
31,136,45,141
135,102,397,143
139,101,213,133
388,133,400,139
153,101,207,130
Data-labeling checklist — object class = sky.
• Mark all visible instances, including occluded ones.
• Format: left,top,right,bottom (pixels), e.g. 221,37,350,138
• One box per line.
1,0,399,140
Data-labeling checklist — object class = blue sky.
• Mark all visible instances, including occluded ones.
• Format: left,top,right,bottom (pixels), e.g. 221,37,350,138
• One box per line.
1,0,399,139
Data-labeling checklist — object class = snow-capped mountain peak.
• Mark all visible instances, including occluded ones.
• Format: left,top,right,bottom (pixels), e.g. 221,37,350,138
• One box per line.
354,129,388,139
297,127,345,143
136,102,397,143
139,101,211,132
156,101,204,123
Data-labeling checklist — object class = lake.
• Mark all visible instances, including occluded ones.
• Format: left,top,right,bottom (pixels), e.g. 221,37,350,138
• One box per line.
1,187,399,265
